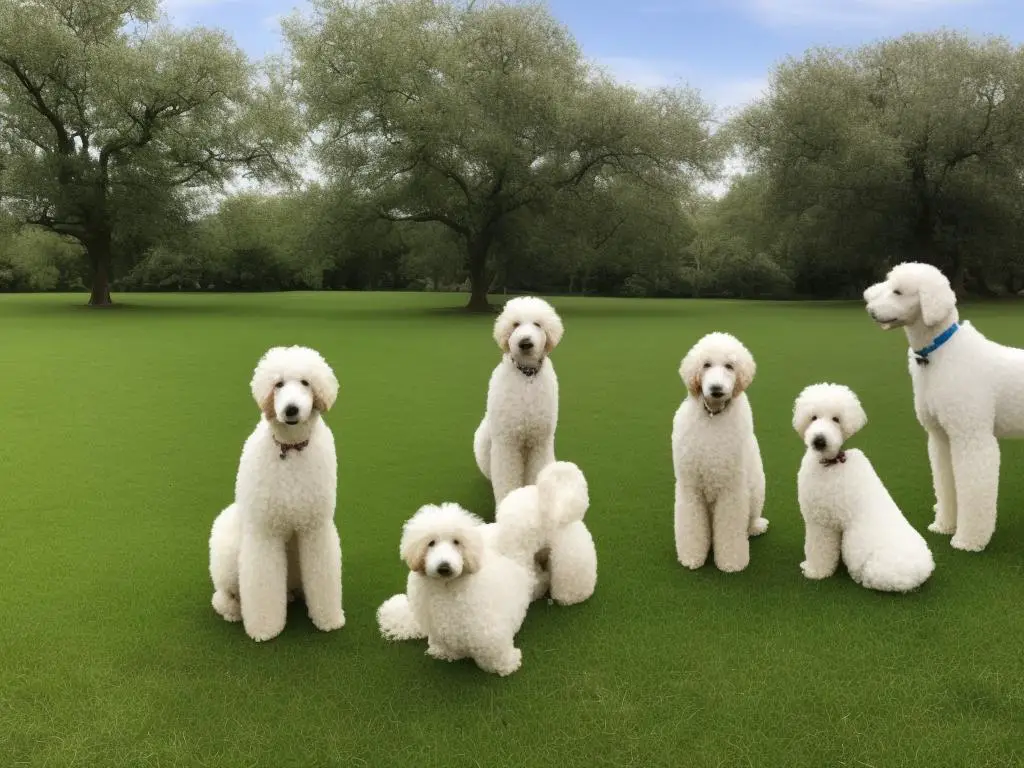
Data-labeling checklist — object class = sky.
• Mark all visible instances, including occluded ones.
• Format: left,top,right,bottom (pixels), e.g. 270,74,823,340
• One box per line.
162,0,1024,193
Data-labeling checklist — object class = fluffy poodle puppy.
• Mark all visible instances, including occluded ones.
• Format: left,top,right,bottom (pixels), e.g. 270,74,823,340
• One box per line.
377,461,592,675
794,383,934,592
473,296,564,505
208,346,344,642
672,333,768,573
864,262,1024,552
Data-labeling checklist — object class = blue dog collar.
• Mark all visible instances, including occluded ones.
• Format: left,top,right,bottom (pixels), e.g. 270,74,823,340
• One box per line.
914,322,959,364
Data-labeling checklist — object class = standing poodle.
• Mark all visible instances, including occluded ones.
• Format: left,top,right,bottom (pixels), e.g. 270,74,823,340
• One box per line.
376,461,592,675
208,346,344,642
473,296,564,505
672,332,768,572
864,262,1024,552
793,383,934,592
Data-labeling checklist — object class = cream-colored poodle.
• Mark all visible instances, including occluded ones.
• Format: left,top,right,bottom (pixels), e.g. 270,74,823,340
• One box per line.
671,332,768,573
208,346,343,642
474,296,564,505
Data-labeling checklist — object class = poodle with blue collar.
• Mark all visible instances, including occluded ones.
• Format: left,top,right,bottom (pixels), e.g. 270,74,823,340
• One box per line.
473,296,564,505
671,332,768,573
864,262,1024,552
794,383,934,592
208,346,344,641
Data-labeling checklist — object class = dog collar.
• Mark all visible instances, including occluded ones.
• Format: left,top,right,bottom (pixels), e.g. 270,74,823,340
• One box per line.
274,437,309,460
913,322,959,365
820,451,846,467
513,358,543,377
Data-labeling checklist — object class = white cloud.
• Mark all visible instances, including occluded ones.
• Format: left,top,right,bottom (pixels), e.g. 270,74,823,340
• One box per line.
746,0,980,27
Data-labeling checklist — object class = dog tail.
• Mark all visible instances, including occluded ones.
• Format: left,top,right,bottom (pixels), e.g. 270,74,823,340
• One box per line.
536,461,589,530
376,593,426,642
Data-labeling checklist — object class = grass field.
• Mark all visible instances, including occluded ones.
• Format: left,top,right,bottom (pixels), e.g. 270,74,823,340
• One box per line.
1,290,1022,768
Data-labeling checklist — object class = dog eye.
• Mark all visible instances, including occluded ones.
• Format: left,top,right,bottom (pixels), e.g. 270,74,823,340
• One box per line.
427,540,435,548
274,381,284,389
832,416,841,423
533,322,541,328
724,363,734,371
512,322,520,328
703,362,711,369
893,289,902,296
453,539,460,546
811,415,818,421
301,379,309,387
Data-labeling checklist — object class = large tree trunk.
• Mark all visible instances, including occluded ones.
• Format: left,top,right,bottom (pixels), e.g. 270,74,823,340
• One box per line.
86,232,114,307
464,233,494,312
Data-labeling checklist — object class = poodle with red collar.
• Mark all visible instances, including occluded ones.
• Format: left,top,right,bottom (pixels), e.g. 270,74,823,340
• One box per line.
208,346,344,641
794,383,934,592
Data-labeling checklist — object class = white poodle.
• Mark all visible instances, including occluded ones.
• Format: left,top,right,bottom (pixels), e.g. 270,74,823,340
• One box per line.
793,383,935,592
376,461,592,676
864,262,1024,552
672,332,768,572
473,296,564,505
208,346,344,642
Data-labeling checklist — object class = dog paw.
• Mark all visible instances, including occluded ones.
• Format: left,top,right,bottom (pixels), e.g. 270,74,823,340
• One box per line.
800,561,831,580
677,555,706,570
715,560,748,574
748,517,769,536
311,610,346,632
211,591,242,623
928,520,956,535
494,648,523,677
245,624,285,643
427,643,459,662
951,536,987,553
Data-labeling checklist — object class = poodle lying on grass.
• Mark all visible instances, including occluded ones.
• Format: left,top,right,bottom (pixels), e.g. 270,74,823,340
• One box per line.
376,461,592,676
672,332,768,573
864,262,1024,552
474,296,564,505
209,346,344,642
794,383,934,592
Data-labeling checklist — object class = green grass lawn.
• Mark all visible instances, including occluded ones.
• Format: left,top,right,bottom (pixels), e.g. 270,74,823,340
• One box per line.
2,291,1022,768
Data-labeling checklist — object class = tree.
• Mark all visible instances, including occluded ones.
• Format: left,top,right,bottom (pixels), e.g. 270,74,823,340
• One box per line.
729,31,1024,294
285,0,720,310
0,0,300,306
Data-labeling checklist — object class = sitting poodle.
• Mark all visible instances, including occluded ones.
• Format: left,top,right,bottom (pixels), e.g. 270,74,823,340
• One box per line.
376,461,592,676
208,346,344,642
474,296,564,505
672,332,768,572
864,262,1024,552
793,383,934,592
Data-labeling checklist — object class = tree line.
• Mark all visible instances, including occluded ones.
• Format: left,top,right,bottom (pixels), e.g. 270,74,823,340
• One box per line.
1,0,1022,308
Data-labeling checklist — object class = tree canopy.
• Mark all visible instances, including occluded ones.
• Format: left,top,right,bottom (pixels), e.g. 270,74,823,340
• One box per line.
0,0,300,305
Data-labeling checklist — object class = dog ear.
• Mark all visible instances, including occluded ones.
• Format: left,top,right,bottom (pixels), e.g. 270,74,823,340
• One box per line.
679,349,703,398
261,391,277,421
400,507,435,574
311,360,339,413
400,535,429,574
841,389,868,437
731,344,756,397
918,269,957,327
457,527,485,575
493,310,515,354
542,306,564,355
792,390,814,437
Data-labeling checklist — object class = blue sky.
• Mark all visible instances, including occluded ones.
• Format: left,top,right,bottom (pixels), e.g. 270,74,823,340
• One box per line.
164,0,1024,118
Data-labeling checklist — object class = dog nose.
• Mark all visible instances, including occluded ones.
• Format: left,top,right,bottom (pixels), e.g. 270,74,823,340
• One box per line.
436,562,452,577
709,385,724,398
518,338,534,351
284,404,299,418
811,435,827,451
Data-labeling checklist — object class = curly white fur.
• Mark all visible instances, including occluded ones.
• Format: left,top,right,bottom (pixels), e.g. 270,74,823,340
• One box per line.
864,262,1024,552
794,383,935,592
473,296,564,505
208,346,344,641
671,332,768,573
376,461,592,675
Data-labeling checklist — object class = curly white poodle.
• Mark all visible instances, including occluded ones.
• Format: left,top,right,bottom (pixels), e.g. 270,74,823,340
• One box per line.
208,346,344,642
672,332,768,573
376,461,591,676
793,383,935,592
864,262,1024,552
473,296,564,505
